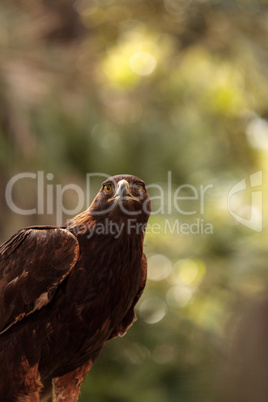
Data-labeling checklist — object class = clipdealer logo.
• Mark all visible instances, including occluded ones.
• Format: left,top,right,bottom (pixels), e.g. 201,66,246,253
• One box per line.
227,170,263,232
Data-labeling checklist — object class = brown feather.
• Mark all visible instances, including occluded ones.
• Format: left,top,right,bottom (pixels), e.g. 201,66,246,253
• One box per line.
0,228,79,334
0,174,151,401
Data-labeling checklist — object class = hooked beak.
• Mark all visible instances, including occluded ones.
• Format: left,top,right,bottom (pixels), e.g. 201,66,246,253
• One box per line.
109,179,139,202
113,179,131,199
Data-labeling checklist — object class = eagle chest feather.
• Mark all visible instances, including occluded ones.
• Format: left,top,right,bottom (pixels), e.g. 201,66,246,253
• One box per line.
74,233,143,327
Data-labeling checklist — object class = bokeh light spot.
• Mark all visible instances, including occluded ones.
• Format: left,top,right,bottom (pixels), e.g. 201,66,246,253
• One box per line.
152,344,176,364
170,259,206,287
139,297,167,324
246,117,268,149
129,52,157,76
148,254,172,281
166,285,193,308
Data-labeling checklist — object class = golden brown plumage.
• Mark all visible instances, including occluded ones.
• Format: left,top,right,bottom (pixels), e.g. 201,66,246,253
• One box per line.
0,174,151,401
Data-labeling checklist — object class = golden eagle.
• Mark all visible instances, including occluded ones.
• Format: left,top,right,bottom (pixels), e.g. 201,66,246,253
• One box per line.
0,174,151,401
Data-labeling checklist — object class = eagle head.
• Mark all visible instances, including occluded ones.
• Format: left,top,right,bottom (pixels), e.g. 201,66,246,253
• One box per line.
90,174,151,228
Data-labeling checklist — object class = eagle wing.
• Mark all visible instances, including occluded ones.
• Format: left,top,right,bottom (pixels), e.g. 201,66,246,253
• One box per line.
0,226,80,335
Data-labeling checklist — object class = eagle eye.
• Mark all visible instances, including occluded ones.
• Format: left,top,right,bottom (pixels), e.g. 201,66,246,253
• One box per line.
103,184,113,194
133,183,143,194
133,183,143,193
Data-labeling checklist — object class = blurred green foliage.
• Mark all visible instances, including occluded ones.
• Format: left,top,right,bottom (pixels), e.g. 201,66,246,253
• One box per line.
1,0,268,401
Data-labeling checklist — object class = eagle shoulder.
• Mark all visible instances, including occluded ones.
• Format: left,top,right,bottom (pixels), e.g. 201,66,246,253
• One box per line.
0,226,80,335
